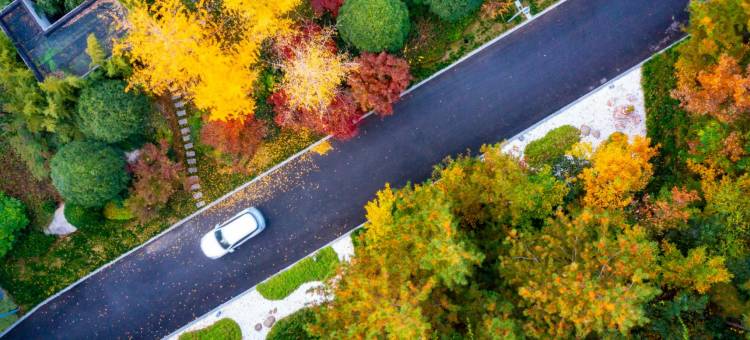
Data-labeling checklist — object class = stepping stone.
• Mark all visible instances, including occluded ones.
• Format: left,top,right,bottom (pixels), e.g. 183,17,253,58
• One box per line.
180,127,191,135
186,150,196,157
190,183,201,191
187,158,196,165
178,118,188,126
188,167,198,174
193,192,203,200
176,110,187,117
182,135,191,142
184,143,193,150
171,93,182,100
196,201,206,208
175,101,186,108
188,176,200,183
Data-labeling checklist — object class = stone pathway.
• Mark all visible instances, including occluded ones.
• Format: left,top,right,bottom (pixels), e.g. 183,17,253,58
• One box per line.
171,92,206,209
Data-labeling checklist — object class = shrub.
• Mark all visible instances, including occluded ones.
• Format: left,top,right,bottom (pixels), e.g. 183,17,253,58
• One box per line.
63,204,102,229
268,308,319,340
337,0,410,52
35,0,84,19
50,141,129,208
201,118,267,167
0,192,29,258
524,125,580,169
348,52,411,116
103,200,135,221
310,0,344,17
422,0,483,21
179,318,241,340
77,79,150,144
126,141,184,222
257,247,339,300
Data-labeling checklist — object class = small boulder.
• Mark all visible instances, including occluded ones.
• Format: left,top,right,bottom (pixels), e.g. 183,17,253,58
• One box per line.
580,125,591,136
263,316,276,328
125,149,141,164
255,323,262,331
592,129,601,139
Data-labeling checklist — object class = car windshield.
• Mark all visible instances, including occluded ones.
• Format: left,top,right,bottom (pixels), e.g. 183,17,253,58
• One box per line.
214,230,231,249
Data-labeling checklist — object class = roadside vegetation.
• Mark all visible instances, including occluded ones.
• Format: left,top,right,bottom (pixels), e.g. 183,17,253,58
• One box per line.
0,0,555,322
268,0,750,338
178,318,241,340
257,247,339,300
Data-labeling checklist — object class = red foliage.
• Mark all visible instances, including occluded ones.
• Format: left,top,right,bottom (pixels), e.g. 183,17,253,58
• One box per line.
348,52,411,116
274,22,337,61
310,0,345,17
128,140,184,222
200,117,268,160
269,90,362,139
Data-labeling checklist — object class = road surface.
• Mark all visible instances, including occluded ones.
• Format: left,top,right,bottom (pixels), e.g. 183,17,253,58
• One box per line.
3,0,688,338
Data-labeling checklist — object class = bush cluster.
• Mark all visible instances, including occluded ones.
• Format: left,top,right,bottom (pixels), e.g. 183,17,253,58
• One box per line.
523,125,580,169
268,308,319,340
0,192,29,258
77,79,150,144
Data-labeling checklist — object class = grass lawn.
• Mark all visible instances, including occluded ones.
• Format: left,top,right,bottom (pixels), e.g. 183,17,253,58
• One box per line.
257,247,339,300
179,318,242,340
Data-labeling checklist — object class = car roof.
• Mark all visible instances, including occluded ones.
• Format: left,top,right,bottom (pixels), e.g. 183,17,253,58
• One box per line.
220,213,258,245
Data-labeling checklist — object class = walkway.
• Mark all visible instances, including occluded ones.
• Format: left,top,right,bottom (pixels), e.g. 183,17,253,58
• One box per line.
2,0,689,338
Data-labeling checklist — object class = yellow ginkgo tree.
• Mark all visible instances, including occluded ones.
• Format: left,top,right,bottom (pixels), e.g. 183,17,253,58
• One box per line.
118,0,300,121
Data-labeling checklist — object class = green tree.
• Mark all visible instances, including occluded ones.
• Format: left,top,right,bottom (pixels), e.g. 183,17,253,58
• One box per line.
0,192,29,258
422,0,483,21
50,141,129,207
76,79,150,143
499,209,661,338
659,243,732,294
523,125,580,169
86,34,106,69
337,0,410,52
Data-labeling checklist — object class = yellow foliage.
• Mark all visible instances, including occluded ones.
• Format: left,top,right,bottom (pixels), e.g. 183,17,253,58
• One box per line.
277,28,355,112
580,133,658,209
119,0,299,121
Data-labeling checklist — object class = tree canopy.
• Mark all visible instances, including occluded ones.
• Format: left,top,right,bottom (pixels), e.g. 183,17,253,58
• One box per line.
76,79,150,143
337,0,411,53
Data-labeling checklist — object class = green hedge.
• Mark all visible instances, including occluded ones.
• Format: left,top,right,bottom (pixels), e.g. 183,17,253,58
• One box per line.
257,247,339,300
0,192,29,258
641,47,692,191
179,318,242,340
523,125,580,169
268,308,319,340
337,0,410,52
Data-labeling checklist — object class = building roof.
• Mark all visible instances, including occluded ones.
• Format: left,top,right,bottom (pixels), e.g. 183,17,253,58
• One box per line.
0,0,126,80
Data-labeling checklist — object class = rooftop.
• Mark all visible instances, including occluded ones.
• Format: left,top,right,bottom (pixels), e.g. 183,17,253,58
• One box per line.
0,0,126,80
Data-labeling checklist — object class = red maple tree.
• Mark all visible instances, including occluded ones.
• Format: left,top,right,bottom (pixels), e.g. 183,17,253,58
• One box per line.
200,117,268,160
348,52,411,116
310,0,345,17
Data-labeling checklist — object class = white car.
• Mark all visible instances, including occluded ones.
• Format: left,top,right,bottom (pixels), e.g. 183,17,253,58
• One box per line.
200,207,266,259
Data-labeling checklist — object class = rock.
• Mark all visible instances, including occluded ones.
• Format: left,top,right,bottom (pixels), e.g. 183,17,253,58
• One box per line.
44,204,77,236
125,149,141,164
263,316,276,328
273,308,278,314
518,135,525,142
580,125,591,136
255,323,262,331
592,129,601,139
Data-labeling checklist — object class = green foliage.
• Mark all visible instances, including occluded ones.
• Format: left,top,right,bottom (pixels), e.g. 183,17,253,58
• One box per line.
645,293,709,339
50,141,129,207
0,192,29,258
257,247,339,300
337,0,410,52
86,34,106,69
421,0,482,21
523,125,580,169
103,200,135,221
35,0,84,19
641,48,692,191
267,308,318,340
64,204,103,229
76,79,150,143
6,123,51,181
179,318,242,340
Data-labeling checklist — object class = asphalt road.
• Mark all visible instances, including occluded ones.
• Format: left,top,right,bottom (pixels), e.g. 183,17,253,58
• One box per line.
3,0,689,338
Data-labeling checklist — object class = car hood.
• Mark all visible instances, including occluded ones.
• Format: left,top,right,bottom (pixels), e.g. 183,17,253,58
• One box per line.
200,232,227,259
